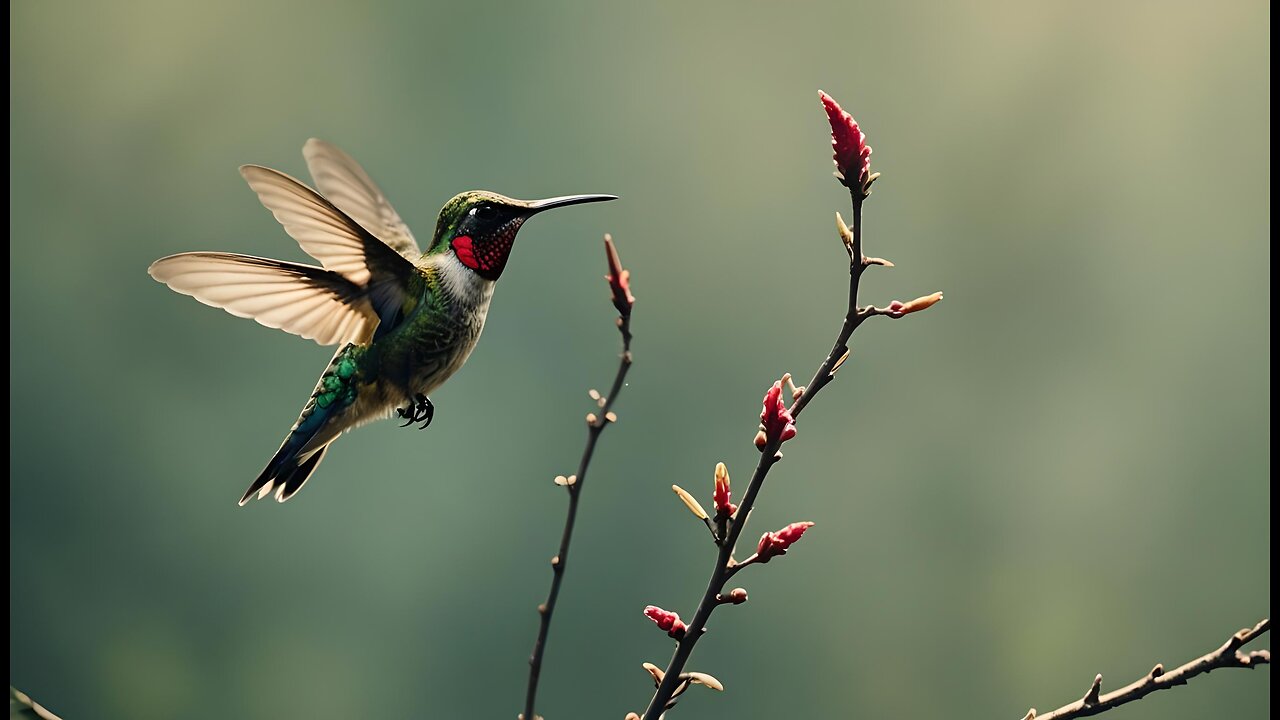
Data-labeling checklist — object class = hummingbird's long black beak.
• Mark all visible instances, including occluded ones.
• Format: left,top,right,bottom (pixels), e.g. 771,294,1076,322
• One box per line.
524,194,618,213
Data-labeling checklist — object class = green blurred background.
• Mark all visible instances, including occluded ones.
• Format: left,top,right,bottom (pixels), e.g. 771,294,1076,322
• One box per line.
10,1,1269,718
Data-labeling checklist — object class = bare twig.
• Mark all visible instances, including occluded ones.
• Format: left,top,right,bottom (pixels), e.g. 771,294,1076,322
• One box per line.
10,687,63,720
1019,619,1271,720
640,170,937,717
521,236,634,720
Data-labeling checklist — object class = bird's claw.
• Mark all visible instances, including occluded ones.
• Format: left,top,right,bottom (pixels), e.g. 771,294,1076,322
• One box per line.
397,394,434,429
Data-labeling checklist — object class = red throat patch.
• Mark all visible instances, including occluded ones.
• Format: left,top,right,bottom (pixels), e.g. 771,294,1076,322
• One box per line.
451,235,479,270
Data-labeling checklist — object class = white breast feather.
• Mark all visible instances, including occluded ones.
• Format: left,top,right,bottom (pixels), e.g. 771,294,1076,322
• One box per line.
432,253,495,307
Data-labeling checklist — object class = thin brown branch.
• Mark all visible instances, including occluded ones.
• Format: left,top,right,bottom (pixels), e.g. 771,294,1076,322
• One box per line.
641,179,932,718
521,236,635,720
1020,619,1271,720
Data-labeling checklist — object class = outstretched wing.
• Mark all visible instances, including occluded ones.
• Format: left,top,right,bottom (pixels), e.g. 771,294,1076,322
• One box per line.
238,165,415,326
148,252,376,346
302,138,422,259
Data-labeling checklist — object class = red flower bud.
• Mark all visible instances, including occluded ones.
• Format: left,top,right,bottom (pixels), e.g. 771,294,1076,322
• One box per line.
643,605,687,638
604,234,635,317
712,462,736,517
755,521,815,562
759,380,798,448
819,90,872,187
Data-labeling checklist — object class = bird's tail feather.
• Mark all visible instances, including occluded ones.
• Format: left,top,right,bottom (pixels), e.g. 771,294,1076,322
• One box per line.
239,343,363,506
239,409,330,505
239,441,331,506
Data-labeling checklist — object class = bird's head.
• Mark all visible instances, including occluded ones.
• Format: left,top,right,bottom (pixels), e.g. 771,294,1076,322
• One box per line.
428,191,616,280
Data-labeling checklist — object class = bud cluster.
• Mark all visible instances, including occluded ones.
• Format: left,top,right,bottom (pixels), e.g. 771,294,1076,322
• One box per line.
819,89,873,190
755,379,799,449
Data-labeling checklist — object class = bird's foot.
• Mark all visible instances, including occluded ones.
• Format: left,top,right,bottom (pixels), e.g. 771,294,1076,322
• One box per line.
397,394,434,429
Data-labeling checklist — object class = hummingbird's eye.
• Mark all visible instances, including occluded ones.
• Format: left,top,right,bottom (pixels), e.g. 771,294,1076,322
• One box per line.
472,204,496,220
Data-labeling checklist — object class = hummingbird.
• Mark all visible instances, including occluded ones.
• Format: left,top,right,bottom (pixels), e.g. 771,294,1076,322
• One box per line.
149,139,615,505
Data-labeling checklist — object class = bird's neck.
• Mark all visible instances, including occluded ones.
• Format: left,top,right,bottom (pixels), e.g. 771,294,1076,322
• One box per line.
427,252,496,313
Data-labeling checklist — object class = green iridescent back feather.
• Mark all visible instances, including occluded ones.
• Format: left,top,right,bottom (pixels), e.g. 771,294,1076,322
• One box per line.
297,345,365,432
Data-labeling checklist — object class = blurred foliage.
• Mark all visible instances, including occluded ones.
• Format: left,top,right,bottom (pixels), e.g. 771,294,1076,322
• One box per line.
9,1,1269,719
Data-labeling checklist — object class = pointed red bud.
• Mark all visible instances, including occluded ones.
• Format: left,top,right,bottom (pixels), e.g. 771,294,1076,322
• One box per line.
819,90,872,187
755,521,815,562
643,605,687,639
604,234,635,318
759,379,798,448
712,462,736,517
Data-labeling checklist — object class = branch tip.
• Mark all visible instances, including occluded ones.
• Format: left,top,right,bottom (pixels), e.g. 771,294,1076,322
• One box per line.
1082,674,1103,705
1238,649,1270,666
604,234,635,317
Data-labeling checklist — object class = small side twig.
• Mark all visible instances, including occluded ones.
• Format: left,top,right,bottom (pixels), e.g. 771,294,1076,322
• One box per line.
521,235,635,720
1019,619,1271,720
